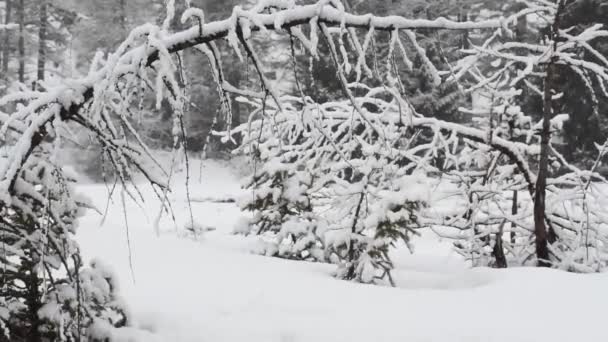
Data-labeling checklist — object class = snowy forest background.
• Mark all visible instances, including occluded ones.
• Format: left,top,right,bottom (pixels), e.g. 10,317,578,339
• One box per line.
1,0,608,341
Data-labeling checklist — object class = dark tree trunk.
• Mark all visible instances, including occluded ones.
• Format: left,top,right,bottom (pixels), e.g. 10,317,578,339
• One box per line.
2,0,12,79
492,224,508,268
534,62,554,267
511,190,517,244
459,11,470,49
534,0,566,268
36,0,47,88
345,192,365,280
516,14,528,41
23,260,42,342
18,0,24,83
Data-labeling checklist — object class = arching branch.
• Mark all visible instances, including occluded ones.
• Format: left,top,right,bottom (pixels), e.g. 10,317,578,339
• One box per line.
0,1,506,195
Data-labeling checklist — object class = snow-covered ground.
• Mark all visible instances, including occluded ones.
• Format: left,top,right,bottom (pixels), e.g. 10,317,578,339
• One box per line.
75,158,608,342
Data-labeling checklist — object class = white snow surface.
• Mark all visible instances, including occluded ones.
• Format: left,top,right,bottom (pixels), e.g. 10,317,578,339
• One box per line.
76,158,608,342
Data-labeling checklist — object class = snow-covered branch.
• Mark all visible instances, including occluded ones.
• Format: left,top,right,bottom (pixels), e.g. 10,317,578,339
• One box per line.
0,0,508,199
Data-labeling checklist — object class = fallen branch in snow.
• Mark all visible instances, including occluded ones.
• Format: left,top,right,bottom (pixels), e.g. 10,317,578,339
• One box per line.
190,196,236,204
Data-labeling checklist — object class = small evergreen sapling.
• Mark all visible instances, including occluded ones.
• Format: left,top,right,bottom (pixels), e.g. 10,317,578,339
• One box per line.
328,174,428,285
239,134,313,233
237,107,326,261
0,152,129,341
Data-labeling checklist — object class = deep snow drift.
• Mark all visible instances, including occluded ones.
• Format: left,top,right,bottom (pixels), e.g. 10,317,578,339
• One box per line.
75,158,608,342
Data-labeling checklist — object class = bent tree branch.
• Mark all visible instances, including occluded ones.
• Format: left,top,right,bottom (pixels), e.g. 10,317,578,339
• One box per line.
0,1,505,195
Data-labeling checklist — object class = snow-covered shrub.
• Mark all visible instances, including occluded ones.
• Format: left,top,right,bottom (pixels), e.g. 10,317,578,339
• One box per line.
240,151,313,236
37,260,128,341
0,152,129,341
274,213,327,261
252,213,328,261
236,87,433,281
326,171,428,285
241,153,327,260
236,101,329,261
544,170,608,273
445,87,535,268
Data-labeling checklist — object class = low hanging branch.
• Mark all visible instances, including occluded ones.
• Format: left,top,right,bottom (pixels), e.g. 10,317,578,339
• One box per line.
0,0,507,197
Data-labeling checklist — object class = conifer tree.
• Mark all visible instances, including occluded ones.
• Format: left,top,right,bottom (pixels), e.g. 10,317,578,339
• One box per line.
0,151,129,341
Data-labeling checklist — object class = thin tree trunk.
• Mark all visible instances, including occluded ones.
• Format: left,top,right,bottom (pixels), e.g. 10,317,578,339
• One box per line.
492,223,507,268
345,191,365,280
459,11,470,49
533,73,553,267
2,0,12,79
36,0,47,89
18,0,24,83
516,14,528,41
24,260,42,342
228,68,241,145
511,190,517,244
534,0,566,268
